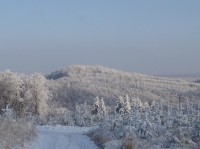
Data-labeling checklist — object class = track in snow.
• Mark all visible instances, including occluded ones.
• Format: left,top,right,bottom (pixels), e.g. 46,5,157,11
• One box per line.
30,126,98,149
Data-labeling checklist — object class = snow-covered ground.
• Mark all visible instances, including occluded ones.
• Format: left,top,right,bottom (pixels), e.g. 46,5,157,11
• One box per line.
30,125,99,149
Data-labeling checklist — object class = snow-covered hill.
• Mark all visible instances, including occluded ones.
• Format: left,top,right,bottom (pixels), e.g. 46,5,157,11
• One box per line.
47,65,200,110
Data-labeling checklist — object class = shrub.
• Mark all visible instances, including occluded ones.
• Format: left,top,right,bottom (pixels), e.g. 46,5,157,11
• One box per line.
88,131,111,148
121,136,137,149
0,96,36,149
0,117,36,149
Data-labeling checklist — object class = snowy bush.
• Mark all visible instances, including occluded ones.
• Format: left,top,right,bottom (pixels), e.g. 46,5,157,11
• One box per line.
0,107,36,149
121,135,137,149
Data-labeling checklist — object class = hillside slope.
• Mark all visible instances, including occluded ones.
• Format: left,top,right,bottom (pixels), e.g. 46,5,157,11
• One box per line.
47,65,200,110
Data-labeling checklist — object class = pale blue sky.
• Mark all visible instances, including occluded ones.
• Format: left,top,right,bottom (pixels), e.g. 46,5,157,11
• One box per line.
0,0,200,75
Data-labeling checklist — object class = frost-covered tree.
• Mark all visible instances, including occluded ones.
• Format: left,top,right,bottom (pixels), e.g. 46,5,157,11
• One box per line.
29,73,49,117
100,97,107,115
143,101,150,110
91,96,100,115
75,102,92,126
88,97,108,124
151,100,156,110
116,96,124,114
0,70,24,117
124,95,131,114
135,97,143,111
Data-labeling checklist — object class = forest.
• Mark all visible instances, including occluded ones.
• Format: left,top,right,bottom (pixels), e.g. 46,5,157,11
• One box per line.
0,65,200,148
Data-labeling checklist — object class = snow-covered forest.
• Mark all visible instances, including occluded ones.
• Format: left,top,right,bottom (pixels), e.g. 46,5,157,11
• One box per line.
0,65,200,148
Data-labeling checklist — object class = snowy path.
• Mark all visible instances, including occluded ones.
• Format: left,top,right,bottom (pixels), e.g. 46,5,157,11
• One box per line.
30,126,99,149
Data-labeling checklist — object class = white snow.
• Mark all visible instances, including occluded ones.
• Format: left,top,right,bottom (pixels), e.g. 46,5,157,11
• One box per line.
30,125,98,149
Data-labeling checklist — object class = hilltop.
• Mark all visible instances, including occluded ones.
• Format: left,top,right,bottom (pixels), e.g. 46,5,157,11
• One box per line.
47,65,200,110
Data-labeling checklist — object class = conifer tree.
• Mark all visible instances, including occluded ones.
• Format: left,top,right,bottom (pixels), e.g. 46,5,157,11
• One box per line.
91,96,100,115
116,96,124,114
124,95,131,114
100,97,107,115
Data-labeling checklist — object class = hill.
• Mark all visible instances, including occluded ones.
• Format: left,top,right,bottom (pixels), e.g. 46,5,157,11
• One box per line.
46,65,200,110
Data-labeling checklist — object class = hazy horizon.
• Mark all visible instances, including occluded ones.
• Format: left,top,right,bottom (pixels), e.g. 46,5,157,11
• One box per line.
0,1,200,75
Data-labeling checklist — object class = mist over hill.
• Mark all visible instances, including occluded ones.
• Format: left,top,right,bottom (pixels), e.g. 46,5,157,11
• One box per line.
46,65,200,111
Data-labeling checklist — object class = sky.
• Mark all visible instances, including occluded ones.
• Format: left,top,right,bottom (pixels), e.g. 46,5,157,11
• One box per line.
0,0,200,75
